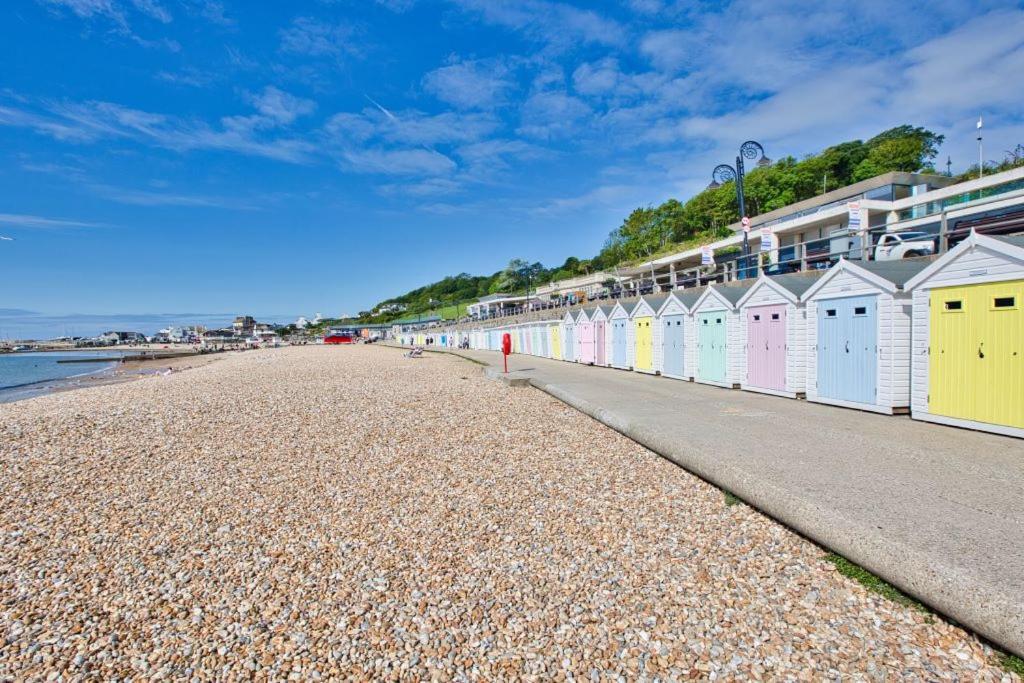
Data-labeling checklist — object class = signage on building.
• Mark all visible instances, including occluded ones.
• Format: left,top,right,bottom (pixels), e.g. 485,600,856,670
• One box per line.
760,226,774,252
701,245,714,265
847,201,861,231
741,216,751,233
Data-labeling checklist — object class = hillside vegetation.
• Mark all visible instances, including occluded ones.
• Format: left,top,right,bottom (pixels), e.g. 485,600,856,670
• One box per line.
351,125,1022,325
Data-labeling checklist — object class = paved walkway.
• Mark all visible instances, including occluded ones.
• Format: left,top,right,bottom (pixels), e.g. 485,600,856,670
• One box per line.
399,344,1024,657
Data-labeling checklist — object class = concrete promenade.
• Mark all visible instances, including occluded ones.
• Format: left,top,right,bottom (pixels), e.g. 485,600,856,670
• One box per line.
406,344,1024,657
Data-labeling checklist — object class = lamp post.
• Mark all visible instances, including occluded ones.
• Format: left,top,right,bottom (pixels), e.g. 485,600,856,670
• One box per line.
710,140,767,279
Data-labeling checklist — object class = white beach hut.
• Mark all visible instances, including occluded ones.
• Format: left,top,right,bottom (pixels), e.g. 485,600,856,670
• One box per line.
591,304,613,367
904,233,1024,438
734,271,825,398
690,281,756,388
628,295,667,375
561,310,577,362
801,258,931,414
608,301,632,369
655,290,698,381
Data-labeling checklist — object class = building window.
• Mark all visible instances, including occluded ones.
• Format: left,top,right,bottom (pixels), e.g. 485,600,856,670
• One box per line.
826,309,837,317
753,314,761,321
944,300,963,311
854,306,867,315
771,313,781,320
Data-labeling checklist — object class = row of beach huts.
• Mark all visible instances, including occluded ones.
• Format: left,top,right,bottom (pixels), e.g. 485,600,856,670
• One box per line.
400,233,1024,439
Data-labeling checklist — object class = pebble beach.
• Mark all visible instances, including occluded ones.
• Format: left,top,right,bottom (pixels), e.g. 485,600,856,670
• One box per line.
0,345,1015,680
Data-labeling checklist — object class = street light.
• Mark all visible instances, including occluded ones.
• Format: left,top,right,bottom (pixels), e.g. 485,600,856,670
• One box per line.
711,140,767,278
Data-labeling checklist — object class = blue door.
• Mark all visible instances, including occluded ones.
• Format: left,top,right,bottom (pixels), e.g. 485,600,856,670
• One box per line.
613,320,627,367
564,325,575,361
662,314,685,377
817,295,877,404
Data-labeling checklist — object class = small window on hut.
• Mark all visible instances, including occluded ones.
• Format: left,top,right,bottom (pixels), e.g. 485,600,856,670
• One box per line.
771,313,780,321
753,314,761,321
854,306,867,316
715,318,722,324
826,309,837,318
944,300,963,311
993,296,1016,309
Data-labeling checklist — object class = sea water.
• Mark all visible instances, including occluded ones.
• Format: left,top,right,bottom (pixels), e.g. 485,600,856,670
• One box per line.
0,351,128,401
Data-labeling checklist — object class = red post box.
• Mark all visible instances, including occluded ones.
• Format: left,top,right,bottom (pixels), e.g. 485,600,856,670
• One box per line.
502,332,512,373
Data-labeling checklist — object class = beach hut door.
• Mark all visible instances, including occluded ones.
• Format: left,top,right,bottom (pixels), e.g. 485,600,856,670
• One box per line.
929,282,1024,428
817,296,876,403
747,305,787,391
662,314,685,377
698,313,727,383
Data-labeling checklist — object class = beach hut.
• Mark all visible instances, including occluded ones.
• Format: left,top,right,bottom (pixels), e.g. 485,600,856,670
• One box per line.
802,258,931,414
608,301,631,369
629,295,667,375
591,305,613,366
545,319,562,360
903,233,1024,437
576,308,596,365
735,272,825,398
655,290,699,381
690,282,756,388
561,310,576,362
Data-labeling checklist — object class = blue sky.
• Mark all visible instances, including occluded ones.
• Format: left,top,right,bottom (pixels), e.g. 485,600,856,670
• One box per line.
2,0,1023,338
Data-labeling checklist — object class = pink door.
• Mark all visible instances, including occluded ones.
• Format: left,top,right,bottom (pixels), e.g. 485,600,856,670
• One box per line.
595,322,606,365
746,305,787,391
579,322,595,364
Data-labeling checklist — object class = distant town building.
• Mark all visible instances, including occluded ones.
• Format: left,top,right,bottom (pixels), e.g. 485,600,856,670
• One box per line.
232,316,256,336
92,331,147,345
295,316,309,329
376,303,408,314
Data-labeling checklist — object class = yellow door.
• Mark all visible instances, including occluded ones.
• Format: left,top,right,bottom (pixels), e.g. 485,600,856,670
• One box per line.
634,317,652,370
929,281,1024,428
551,326,562,360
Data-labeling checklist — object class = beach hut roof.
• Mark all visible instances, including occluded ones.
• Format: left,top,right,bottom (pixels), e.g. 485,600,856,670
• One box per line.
712,279,759,305
575,308,592,322
630,294,668,317
992,234,1024,249
802,257,935,300
736,270,827,307
673,286,706,311
850,258,937,288
905,231,1024,291
597,304,616,316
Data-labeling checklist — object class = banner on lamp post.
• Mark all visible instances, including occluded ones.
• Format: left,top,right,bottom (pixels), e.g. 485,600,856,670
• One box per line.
741,216,751,233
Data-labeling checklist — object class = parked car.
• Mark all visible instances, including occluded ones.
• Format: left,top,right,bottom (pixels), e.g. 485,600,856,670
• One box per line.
873,231,936,261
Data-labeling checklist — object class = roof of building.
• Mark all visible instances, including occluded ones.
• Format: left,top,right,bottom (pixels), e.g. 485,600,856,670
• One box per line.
764,271,828,298
851,257,937,288
639,294,669,312
597,304,616,316
673,286,707,309
992,235,1024,249
712,279,759,305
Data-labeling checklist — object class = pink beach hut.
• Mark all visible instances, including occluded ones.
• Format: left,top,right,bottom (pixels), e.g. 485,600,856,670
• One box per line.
575,308,595,364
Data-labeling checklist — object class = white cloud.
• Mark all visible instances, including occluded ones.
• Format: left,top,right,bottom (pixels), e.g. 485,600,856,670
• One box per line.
0,96,317,163
0,213,106,229
279,17,357,59
245,86,316,126
447,0,625,50
325,108,498,147
518,90,591,139
129,0,170,22
423,58,515,110
340,148,457,176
